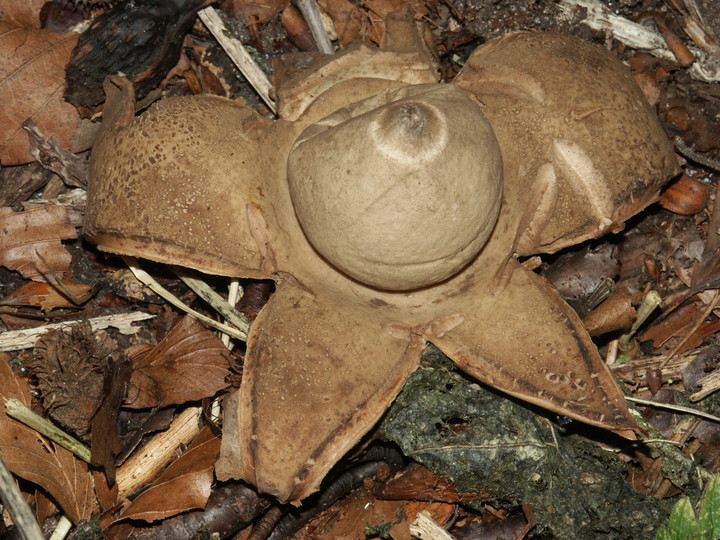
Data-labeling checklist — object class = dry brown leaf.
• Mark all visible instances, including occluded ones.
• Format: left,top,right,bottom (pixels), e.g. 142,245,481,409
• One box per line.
223,0,289,24
0,205,77,280
375,462,486,503
294,485,454,540
90,357,132,486
640,300,703,349
0,279,92,309
116,427,220,523
0,0,46,27
0,21,81,165
125,316,232,409
0,352,98,522
318,0,362,46
363,0,428,44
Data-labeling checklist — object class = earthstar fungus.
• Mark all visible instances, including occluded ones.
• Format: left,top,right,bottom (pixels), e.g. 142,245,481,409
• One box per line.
85,30,677,503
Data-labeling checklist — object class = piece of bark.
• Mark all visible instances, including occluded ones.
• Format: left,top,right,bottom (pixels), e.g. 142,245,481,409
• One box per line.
65,0,209,113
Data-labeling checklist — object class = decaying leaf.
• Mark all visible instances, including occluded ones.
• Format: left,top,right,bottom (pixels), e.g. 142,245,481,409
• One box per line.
0,278,93,310
375,462,486,503
90,356,133,486
0,205,77,280
115,427,220,523
23,118,88,188
0,162,55,207
363,0,429,44
0,21,82,165
294,486,455,540
125,316,232,409
0,352,98,522
318,0,363,46
0,0,46,28
223,0,289,24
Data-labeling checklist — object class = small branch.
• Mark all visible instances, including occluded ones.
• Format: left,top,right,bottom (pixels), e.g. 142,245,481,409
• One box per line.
221,278,242,350
172,267,250,336
198,7,276,113
48,516,72,540
626,396,720,423
409,510,456,540
0,453,44,540
5,399,95,465
116,406,203,498
293,0,334,54
123,256,247,341
0,311,154,352
673,136,720,172
690,369,720,401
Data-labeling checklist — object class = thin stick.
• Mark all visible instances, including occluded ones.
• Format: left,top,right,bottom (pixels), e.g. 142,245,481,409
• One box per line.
123,256,247,341
0,453,44,540
673,135,720,172
409,510,456,540
293,0,334,54
5,399,95,465
221,278,242,349
115,406,202,498
172,267,250,336
626,396,720,423
0,311,154,352
198,7,276,113
48,516,72,540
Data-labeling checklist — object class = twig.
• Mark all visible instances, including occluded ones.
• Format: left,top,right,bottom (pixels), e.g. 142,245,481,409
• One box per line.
48,516,72,540
690,368,720,401
0,453,44,540
198,7,276,113
558,0,720,82
409,511,456,540
293,0,334,54
626,396,720,423
123,256,247,341
5,399,95,465
115,406,203,498
222,278,242,350
673,136,720,172
172,267,250,337
0,311,154,352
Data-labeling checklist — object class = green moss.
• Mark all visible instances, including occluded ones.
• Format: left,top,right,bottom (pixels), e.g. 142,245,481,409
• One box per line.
380,347,674,539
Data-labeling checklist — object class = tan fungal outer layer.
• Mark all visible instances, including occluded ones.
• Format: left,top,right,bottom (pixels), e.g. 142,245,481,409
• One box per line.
454,32,678,255
288,85,503,291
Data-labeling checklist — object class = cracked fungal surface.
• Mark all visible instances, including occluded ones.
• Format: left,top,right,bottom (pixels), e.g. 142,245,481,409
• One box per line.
85,30,677,502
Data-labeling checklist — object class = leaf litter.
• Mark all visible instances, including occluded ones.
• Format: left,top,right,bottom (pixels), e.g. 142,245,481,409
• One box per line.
2,0,720,539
